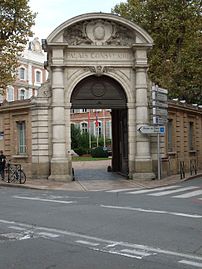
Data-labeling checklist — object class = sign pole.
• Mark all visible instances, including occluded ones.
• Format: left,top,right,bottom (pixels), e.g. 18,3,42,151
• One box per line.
157,132,161,180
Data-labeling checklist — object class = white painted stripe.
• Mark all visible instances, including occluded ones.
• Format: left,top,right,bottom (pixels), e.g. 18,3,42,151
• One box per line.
1,218,202,262
100,205,202,219
120,248,152,257
8,226,25,231
173,190,202,198
178,260,202,267
149,186,197,196
38,232,60,238
106,188,139,193
127,185,180,194
76,240,99,246
106,250,143,259
13,196,75,204
95,248,143,259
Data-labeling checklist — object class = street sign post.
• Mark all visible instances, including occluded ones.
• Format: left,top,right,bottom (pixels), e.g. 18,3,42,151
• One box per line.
151,85,168,180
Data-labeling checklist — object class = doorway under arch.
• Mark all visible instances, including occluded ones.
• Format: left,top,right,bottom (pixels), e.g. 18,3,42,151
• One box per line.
70,75,129,177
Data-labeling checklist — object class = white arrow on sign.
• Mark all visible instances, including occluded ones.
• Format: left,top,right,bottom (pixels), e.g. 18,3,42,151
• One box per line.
138,125,155,134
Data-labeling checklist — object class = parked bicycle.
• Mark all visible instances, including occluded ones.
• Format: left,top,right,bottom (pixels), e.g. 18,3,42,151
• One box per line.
1,161,26,184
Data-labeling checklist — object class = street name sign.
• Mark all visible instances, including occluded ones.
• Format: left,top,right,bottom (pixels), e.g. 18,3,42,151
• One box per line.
153,116,167,125
152,100,168,108
152,92,168,102
152,86,168,94
138,125,165,134
153,107,168,117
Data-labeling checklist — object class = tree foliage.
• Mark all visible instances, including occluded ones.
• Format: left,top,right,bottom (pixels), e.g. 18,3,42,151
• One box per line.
112,0,202,103
0,0,36,88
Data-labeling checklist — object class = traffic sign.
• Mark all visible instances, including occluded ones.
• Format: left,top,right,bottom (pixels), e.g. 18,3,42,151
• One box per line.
153,116,167,125
138,126,155,134
138,125,165,134
152,86,168,95
152,100,168,108
153,107,168,117
152,92,168,102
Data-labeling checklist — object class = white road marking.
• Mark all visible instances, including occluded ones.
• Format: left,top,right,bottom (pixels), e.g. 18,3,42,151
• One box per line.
149,186,197,196
38,232,60,238
76,240,100,246
178,260,202,268
127,185,180,194
1,218,202,263
106,188,139,193
100,204,202,219
8,226,25,231
120,248,152,257
173,190,202,198
97,249,144,259
13,196,76,204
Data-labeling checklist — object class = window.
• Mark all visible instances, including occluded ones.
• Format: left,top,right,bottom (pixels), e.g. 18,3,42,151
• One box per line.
19,89,26,100
167,119,173,152
17,121,26,154
106,121,112,139
95,121,102,136
7,86,14,101
189,122,194,150
0,93,3,103
81,122,88,133
35,70,42,83
19,67,25,80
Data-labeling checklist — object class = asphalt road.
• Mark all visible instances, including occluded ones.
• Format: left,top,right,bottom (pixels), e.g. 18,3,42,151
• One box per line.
0,178,202,269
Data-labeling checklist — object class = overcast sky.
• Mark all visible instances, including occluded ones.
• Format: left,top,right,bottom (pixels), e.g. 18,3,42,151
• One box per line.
29,0,126,40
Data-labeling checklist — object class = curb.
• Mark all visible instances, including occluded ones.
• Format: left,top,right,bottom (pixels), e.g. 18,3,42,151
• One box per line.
1,173,202,191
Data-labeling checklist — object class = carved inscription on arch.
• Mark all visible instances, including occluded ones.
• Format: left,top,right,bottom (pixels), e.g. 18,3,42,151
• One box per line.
66,51,133,60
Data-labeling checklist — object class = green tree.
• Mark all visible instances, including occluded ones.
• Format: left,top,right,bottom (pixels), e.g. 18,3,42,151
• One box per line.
0,0,36,88
112,0,202,103
71,124,92,153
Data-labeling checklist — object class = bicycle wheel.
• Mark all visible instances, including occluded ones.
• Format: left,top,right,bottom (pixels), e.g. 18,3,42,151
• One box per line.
9,171,18,183
19,170,26,184
8,169,17,183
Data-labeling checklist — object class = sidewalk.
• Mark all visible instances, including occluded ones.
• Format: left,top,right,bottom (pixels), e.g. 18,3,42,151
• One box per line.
0,173,201,192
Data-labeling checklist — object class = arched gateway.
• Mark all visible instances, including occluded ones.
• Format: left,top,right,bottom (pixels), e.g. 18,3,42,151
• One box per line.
32,13,156,181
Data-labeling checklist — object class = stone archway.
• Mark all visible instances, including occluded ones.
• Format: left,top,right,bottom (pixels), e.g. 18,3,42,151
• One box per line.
33,13,155,181
71,74,128,176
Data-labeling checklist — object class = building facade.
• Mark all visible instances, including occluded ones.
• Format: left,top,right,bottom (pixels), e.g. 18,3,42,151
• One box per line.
0,14,201,182
71,109,112,142
0,37,47,104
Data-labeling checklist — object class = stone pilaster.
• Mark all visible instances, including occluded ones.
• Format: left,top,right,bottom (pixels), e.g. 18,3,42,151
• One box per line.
127,102,136,179
133,67,155,180
49,67,72,181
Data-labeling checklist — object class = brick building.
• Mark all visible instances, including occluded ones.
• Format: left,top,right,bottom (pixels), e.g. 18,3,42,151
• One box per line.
70,109,112,143
0,37,47,104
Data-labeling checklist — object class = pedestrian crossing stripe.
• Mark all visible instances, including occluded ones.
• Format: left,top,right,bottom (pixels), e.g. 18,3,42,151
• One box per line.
106,185,202,200
173,189,202,198
127,185,181,194
148,186,197,196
